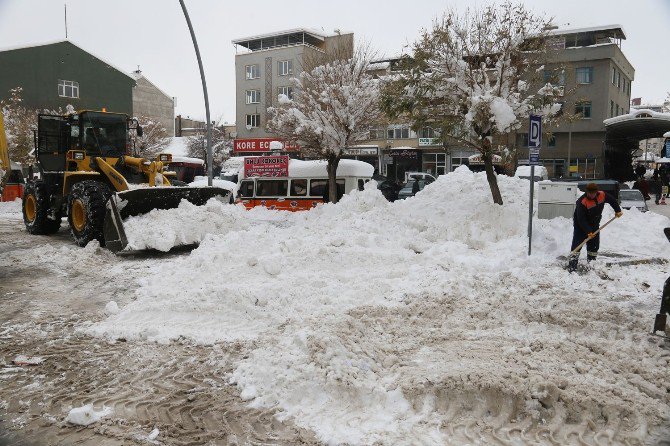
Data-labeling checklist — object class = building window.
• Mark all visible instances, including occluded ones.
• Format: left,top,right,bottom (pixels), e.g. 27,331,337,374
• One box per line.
420,127,437,138
368,125,385,140
246,89,260,104
246,114,260,128
245,64,260,80
616,71,621,89
543,69,565,86
58,79,79,98
548,135,556,148
387,125,411,139
278,60,293,76
518,133,529,147
422,153,447,176
611,67,616,85
277,86,293,100
610,100,615,118
575,67,593,84
575,101,592,119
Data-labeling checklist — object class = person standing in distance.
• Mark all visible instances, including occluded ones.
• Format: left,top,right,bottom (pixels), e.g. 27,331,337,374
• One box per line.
568,183,622,272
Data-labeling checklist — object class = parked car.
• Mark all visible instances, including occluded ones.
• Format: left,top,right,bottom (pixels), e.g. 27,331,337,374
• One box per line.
405,172,436,182
397,177,434,200
619,189,648,212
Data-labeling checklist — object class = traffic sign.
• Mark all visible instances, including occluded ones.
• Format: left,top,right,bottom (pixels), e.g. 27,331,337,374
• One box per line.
529,148,540,165
529,115,542,149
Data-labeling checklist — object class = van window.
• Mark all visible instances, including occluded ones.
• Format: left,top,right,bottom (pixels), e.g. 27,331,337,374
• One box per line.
310,179,344,197
240,180,254,197
256,179,288,197
290,179,307,196
358,179,365,191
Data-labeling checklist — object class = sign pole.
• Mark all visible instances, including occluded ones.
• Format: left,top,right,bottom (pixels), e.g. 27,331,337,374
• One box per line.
527,115,542,256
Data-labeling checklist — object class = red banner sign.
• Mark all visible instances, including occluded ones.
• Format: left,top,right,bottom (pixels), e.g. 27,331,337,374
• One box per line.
244,156,289,178
234,138,299,153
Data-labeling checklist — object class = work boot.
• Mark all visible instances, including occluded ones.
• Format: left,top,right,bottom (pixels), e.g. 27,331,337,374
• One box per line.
568,257,578,273
587,255,597,263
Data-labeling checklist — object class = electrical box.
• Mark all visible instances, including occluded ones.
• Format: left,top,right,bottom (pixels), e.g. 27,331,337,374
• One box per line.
537,181,581,219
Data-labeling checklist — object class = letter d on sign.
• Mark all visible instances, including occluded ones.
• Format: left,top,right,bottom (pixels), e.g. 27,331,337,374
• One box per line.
529,115,542,148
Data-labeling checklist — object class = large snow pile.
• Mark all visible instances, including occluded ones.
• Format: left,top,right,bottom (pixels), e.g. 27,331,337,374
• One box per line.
87,167,670,444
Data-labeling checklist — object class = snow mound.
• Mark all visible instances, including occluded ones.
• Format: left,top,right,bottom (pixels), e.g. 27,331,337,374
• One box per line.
121,199,248,252
88,167,670,444
64,404,112,426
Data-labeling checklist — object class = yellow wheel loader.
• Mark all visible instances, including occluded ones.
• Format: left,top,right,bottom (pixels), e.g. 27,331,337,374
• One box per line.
23,110,230,252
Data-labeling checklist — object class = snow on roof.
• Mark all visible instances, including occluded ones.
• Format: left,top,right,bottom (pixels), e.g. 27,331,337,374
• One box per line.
604,109,670,126
232,28,343,45
547,24,626,40
287,159,374,178
164,137,189,157
0,40,136,81
171,156,204,165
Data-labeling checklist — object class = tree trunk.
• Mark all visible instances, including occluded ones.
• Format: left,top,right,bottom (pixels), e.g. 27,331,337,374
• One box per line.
483,154,504,205
326,155,341,203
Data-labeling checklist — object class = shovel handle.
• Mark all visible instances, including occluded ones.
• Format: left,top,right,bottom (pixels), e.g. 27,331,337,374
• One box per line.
569,216,617,257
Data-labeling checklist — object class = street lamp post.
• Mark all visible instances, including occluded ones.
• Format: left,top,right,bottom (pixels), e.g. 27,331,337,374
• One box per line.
179,0,213,186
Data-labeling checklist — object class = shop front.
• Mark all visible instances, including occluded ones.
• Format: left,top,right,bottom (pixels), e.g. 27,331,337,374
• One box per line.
383,148,421,183
233,138,300,157
341,146,379,172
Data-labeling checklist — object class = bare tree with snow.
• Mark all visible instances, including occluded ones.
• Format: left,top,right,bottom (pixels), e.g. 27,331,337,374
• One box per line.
129,115,170,159
0,87,38,167
382,3,566,205
268,47,382,203
186,126,231,170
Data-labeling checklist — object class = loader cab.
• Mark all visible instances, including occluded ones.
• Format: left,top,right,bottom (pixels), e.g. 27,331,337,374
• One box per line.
36,111,138,173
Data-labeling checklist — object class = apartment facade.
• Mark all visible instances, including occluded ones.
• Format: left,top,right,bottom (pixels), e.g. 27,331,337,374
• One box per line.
364,25,636,182
515,25,635,179
232,28,353,156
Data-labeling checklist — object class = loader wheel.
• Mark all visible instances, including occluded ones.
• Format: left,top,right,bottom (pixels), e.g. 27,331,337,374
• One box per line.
67,180,112,247
22,181,61,235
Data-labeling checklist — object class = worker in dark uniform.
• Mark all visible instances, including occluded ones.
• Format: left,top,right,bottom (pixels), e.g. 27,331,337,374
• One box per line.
568,182,623,272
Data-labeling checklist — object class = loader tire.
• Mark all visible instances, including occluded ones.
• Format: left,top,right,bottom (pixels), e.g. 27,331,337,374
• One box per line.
67,180,112,247
23,181,61,235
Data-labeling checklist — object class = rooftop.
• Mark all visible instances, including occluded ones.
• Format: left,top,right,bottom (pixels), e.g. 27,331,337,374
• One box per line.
547,24,626,40
232,28,349,51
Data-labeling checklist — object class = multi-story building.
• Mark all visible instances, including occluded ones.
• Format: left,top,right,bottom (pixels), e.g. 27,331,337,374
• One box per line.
364,25,635,181
516,25,634,179
131,69,175,136
231,28,353,156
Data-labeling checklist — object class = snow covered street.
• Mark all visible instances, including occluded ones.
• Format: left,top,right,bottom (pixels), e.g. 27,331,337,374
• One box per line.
1,169,670,445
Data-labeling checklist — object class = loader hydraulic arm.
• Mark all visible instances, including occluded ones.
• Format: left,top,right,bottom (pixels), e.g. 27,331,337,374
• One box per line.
122,156,172,187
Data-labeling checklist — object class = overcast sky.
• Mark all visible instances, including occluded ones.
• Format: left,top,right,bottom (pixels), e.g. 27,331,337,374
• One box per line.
0,0,668,123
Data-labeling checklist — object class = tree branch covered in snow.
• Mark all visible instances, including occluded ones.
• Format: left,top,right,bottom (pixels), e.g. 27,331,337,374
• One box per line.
186,126,231,169
0,88,38,167
268,46,382,203
382,2,566,205
129,115,170,159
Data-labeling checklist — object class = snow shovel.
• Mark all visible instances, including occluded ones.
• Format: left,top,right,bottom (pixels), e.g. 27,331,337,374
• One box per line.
564,216,618,268
652,228,670,334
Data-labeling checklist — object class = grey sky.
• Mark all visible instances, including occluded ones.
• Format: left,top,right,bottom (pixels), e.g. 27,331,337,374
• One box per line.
0,0,668,123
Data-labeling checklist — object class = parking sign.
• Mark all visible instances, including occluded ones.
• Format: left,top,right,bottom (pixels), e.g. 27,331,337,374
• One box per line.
529,115,542,149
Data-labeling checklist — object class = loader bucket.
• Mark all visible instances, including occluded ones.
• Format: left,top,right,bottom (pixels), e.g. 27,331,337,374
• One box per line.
103,186,231,253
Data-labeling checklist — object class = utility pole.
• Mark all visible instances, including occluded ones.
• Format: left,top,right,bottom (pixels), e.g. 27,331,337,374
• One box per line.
179,0,213,186
567,127,572,178
64,3,68,39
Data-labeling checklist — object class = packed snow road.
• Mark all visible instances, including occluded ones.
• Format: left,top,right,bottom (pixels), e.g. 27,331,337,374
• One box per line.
1,168,670,445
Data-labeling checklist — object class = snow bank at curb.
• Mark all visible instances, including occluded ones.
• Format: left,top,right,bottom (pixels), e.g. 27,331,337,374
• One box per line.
86,167,670,444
